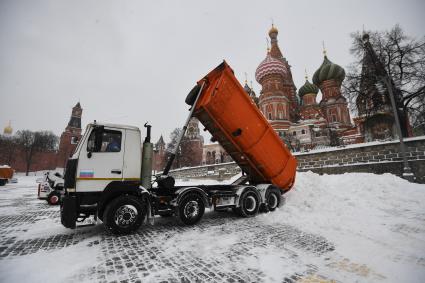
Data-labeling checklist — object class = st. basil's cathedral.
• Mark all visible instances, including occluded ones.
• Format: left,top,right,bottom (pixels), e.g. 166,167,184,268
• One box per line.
244,24,359,150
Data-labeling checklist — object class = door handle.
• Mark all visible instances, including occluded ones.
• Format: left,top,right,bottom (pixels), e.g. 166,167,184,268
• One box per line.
111,170,121,174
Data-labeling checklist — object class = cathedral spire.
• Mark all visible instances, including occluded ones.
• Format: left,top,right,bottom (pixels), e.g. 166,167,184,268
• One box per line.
322,41,327,57
268,24,283,60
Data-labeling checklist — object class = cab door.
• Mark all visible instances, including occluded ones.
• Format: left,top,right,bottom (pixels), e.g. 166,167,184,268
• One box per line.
76,126,125,192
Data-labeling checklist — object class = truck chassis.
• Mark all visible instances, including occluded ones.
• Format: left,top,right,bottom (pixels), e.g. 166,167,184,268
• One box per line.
61,176,283,234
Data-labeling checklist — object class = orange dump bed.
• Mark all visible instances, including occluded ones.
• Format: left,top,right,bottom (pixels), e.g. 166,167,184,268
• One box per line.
192,61,297,191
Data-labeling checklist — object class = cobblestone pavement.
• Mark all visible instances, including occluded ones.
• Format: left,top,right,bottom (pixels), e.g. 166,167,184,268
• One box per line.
0,180,348,282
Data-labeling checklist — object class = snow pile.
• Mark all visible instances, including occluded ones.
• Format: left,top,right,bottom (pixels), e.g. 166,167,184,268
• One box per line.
260,171,425,282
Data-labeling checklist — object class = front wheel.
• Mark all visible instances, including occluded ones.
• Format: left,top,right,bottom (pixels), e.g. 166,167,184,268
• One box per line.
103,195,146,235
178,193,205,225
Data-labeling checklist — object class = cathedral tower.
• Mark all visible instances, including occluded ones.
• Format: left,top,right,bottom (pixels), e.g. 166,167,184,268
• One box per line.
354,33,400,141
298,76,325,125
313,52,351,129
256,25,297,137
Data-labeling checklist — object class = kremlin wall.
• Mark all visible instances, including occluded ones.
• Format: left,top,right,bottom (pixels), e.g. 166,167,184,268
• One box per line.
0,103,82,173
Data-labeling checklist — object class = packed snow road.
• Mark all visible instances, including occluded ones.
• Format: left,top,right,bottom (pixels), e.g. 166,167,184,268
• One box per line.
0,172,424,283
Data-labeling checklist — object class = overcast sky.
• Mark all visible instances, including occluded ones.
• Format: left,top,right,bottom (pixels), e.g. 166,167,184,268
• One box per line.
1,0,424,143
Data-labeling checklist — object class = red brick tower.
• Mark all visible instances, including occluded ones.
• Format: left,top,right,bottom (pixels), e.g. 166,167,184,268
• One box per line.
153,135,166,172
256,25,298,138
313,52,352,130
181,118,204,167
56,102,82,168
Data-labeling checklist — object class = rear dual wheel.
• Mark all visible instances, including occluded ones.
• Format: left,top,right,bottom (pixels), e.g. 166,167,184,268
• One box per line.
234,189,260,217
178,193,205,225
265,187,281,212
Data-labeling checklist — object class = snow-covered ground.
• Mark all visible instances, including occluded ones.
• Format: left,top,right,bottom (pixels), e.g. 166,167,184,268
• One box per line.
0,172,424,282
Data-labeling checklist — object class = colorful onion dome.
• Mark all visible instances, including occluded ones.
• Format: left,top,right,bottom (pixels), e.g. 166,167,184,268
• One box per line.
312,56,345,86
255,53,288,83
269,24,278,36
298,79,319,97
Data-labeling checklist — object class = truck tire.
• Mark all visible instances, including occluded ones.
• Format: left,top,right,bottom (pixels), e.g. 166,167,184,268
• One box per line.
236,188,260,217
185,84,202,106
47,191,61,205
0,179,6,186
265,187,281,212
103,195,146,235
178,193,205,225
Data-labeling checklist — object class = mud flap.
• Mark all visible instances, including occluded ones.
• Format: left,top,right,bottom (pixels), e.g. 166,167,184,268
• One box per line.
61,195,77,229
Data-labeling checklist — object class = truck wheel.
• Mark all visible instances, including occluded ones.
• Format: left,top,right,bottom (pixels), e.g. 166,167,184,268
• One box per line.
265,188,281,212
0,179,6,186
47,191,61,205
237,189,260,217
185,84,202,106
178,193,205,225
103,195,146,235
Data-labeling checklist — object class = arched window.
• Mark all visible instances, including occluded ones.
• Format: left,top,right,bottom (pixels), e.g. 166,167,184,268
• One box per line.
277,104,284,120
266,104,274,120
301,129,306,135
293,131,297,136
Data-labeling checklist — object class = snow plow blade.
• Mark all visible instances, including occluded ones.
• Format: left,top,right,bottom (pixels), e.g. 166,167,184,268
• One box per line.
190,61,297,191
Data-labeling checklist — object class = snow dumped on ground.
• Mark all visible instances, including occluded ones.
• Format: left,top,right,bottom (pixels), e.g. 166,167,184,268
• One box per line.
0,172,424,283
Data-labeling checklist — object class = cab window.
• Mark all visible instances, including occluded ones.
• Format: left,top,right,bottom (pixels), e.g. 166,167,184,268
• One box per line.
87,129,122,153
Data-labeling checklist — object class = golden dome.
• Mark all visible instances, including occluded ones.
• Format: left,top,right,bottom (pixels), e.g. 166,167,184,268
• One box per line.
268,24,278,35
3,121,12,135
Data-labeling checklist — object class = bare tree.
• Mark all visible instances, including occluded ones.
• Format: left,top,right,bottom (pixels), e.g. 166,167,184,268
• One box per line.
0,135,17,165
15,130,58,175
164,128,183,169
343,25,425,136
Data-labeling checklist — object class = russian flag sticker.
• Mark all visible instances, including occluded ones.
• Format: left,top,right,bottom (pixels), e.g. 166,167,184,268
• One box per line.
79,170,94,178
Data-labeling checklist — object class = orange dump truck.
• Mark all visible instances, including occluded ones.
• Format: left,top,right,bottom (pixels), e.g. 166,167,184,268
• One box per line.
186,61,297,192
60,61,297,234
0,165,14,186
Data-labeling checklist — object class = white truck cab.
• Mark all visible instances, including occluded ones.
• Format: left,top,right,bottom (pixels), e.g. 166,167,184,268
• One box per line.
72,123,142,193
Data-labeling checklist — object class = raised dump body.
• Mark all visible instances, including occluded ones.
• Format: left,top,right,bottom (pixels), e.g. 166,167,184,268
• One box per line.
190,61,297,191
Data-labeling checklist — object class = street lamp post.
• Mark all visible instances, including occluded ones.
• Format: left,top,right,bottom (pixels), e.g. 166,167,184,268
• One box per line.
382,77,415,182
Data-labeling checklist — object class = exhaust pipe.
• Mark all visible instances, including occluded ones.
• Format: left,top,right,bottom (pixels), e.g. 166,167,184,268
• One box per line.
141,123,153,189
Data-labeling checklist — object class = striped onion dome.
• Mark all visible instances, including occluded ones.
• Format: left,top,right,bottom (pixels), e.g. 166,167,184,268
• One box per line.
298,79,319,97
313,56,345,86
255,53,288,83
